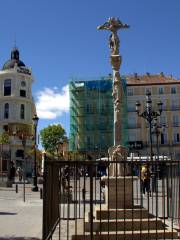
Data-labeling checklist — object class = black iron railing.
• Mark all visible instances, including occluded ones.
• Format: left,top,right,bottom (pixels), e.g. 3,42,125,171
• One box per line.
43,156,180,240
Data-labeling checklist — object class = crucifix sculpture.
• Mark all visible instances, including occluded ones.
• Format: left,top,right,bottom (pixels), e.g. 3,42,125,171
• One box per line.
98,17,130,176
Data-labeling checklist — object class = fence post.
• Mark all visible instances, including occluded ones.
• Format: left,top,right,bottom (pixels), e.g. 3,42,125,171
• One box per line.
82,188,85,201
89,162,94,240
40,188,43,199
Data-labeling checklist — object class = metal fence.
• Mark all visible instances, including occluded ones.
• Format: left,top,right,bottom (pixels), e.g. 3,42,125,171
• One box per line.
43,157,180,240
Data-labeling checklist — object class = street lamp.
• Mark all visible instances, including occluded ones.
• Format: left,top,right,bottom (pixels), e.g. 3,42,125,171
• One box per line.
135,92,163,161
31,114,39,192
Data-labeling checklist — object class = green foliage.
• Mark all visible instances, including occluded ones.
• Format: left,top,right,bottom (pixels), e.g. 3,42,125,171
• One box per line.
40,124,66,155
0,133,10,144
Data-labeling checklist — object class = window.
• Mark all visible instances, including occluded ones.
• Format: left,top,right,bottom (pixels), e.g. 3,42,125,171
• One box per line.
173,115,179,124
3,125,8,132
87,136,90,145
4,79,11,96
20,90,26,97
174,133,180,143
145,88,151,94
161,133,167,144
152,135,156,144
21,81,26,87
128,102,135,112
171,87,176,94
129,132,136,141
86,104,90,113
171,99,179,110
4,103,9,119
160,116,166,125
128,116,137,128
20,104,25,119
161,100,166,110
177,134,180,142
127,88,133,96
16,150,24,158
101,104,105,113
159,87,164,94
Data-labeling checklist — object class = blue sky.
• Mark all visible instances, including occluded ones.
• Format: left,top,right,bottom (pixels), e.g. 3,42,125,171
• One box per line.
0,0,180,141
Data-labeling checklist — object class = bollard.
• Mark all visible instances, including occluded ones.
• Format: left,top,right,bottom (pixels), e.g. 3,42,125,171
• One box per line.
82,188,85,201
40,188,43,199
16,184,18,193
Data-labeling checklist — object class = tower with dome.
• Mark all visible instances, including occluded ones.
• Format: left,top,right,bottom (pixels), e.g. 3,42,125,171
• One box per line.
0,47,36,177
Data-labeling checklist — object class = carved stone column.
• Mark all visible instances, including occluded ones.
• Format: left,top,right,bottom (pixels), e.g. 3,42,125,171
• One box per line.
98,17,129,177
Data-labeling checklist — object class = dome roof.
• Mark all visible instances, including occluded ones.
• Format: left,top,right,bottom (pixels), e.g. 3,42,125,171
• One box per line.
2,48,26,70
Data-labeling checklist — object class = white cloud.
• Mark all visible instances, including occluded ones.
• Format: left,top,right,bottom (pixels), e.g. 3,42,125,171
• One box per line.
36,85,69,119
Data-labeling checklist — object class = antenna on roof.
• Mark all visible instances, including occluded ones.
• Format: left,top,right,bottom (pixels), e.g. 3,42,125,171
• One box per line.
13,32,17,49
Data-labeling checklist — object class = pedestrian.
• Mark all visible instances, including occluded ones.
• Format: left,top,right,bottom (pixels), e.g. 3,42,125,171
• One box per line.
151,164,157,193
141,163,151,196
10,162,16,182
17,167,23,182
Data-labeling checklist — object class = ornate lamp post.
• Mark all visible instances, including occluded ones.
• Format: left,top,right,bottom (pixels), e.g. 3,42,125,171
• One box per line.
31,114,39,192
135,92,163,161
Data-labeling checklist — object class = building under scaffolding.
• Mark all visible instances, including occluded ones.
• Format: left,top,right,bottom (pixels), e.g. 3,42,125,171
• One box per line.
69,76,128,156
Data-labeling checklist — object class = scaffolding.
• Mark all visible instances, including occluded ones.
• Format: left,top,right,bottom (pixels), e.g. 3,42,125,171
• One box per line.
69,76,128,153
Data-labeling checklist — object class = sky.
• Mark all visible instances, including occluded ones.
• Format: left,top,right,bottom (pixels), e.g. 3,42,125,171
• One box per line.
0,0,180,143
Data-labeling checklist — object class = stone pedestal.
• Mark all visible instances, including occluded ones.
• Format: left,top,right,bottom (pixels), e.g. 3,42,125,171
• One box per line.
102,176,138,209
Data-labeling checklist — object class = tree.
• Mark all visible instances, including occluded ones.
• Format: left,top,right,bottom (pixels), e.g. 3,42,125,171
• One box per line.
27,148,43,168
40,124,66,155
0,133,10,144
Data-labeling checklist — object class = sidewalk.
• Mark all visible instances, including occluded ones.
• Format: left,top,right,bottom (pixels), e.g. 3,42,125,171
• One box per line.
0,184,42,240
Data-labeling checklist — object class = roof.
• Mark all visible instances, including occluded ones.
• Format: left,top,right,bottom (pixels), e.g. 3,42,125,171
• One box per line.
2,48,26,70
127,73,180,86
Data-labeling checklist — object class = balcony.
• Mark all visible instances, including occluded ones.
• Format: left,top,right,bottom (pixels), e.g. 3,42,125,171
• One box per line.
10,138,33,147
143,141,169,147
129,141,143,150
172,141,180,145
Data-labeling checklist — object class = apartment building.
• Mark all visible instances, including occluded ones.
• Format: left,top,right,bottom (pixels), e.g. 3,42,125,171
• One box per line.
69,73,180,159
127,73,180,158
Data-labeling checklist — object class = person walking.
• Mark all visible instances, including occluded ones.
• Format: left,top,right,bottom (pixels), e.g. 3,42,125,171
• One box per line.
10,162,16,183
17,167,23,182
141,163,151,196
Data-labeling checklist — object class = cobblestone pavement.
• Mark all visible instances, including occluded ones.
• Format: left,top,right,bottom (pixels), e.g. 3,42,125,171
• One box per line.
0,183,42,240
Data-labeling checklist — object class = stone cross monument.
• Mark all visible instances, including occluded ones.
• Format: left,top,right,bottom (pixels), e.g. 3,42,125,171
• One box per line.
97,17,130,177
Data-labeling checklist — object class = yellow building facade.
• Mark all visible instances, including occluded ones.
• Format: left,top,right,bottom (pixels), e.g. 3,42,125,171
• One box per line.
127,73,180,159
